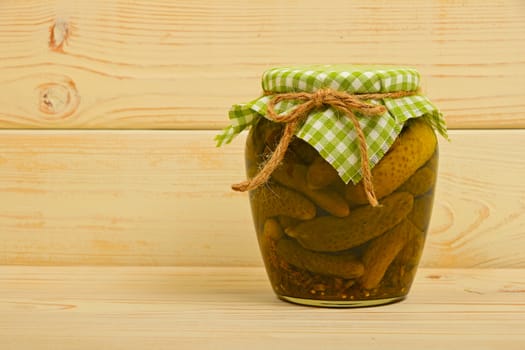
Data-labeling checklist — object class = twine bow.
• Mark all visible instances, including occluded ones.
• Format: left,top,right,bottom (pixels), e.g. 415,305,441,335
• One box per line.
232,88,417,207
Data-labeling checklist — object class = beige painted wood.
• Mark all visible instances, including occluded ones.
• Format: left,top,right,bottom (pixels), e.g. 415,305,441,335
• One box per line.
1,266,524,350
0,0,524,129
0,129,523,267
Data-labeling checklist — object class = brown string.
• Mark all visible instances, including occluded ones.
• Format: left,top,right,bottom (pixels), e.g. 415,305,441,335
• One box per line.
232,88,417,207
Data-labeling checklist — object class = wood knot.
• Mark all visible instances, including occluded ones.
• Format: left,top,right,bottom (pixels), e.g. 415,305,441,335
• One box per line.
49,18,70,52
36,76,80,119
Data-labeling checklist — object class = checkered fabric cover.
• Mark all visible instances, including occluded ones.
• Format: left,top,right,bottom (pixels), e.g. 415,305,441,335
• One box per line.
216,65,448,184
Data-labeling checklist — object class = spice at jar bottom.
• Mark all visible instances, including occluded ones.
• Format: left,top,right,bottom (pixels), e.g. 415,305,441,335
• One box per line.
216,65,448,307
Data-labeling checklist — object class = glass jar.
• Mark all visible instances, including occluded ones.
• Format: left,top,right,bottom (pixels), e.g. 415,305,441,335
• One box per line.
216,65,447,307
246,117,438,307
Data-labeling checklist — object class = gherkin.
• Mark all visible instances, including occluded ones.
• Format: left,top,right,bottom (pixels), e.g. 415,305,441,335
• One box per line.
306,155,340,189
285,192,414,252
250,183,316,231
272,161,350,218
346,119,437,205
398,150,438,196
407,193,435,232
360,219,422,289
276,238,365,279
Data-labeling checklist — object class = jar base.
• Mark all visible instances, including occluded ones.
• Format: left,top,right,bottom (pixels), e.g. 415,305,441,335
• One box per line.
278,295,406,308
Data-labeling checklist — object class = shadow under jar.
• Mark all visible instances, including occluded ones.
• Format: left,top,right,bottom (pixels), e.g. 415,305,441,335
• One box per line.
247,117,439,307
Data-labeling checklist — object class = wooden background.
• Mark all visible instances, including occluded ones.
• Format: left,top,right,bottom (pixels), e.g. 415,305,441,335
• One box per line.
1,0,524,268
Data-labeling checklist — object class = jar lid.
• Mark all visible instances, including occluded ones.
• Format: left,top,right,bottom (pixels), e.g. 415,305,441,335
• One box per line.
262,65,420,94
216,65,447,185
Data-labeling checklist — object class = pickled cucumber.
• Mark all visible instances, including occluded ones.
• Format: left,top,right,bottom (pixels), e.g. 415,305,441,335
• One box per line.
245,126,262,178
260,118,282,150
346,119,437,205
397,166,435,197
278,216,302,231
382,230,425,292
397,149,438,196
251,183,316,227
306,156,340,189
276,238,365,279
360,219,421,289
285,192,414,252
424,149,439,172
386,230,426,289
394,230,425,267
407,192,435,231
288,138,319,164
272,161,350,217
262,218,284,241
257,218,283,291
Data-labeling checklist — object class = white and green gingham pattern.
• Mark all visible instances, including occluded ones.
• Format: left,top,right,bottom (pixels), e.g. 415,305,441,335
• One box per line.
261,65,420,94
216,65,447,184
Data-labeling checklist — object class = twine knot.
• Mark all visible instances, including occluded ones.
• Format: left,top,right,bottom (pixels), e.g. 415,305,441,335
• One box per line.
312,89,329,108
232,88,417,207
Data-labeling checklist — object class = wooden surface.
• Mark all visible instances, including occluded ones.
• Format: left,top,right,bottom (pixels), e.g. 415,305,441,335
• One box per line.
0,129,523,267
1,1,524,348
0,0,524,267
0,0,524,129
1,266,524,350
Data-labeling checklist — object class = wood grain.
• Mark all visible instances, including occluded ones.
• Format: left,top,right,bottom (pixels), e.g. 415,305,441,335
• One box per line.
0,129,523,267
1,266,524,350
0,0,524,129
428,130,525,268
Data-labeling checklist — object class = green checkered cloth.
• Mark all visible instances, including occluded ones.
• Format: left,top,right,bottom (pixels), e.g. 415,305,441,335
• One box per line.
216,65,448,185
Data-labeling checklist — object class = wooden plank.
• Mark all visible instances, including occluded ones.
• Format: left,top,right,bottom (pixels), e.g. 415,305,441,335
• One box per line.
0,130,252,266
427,130,525,268
0,129,523,267
0,0,524,129
1,266,524,350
